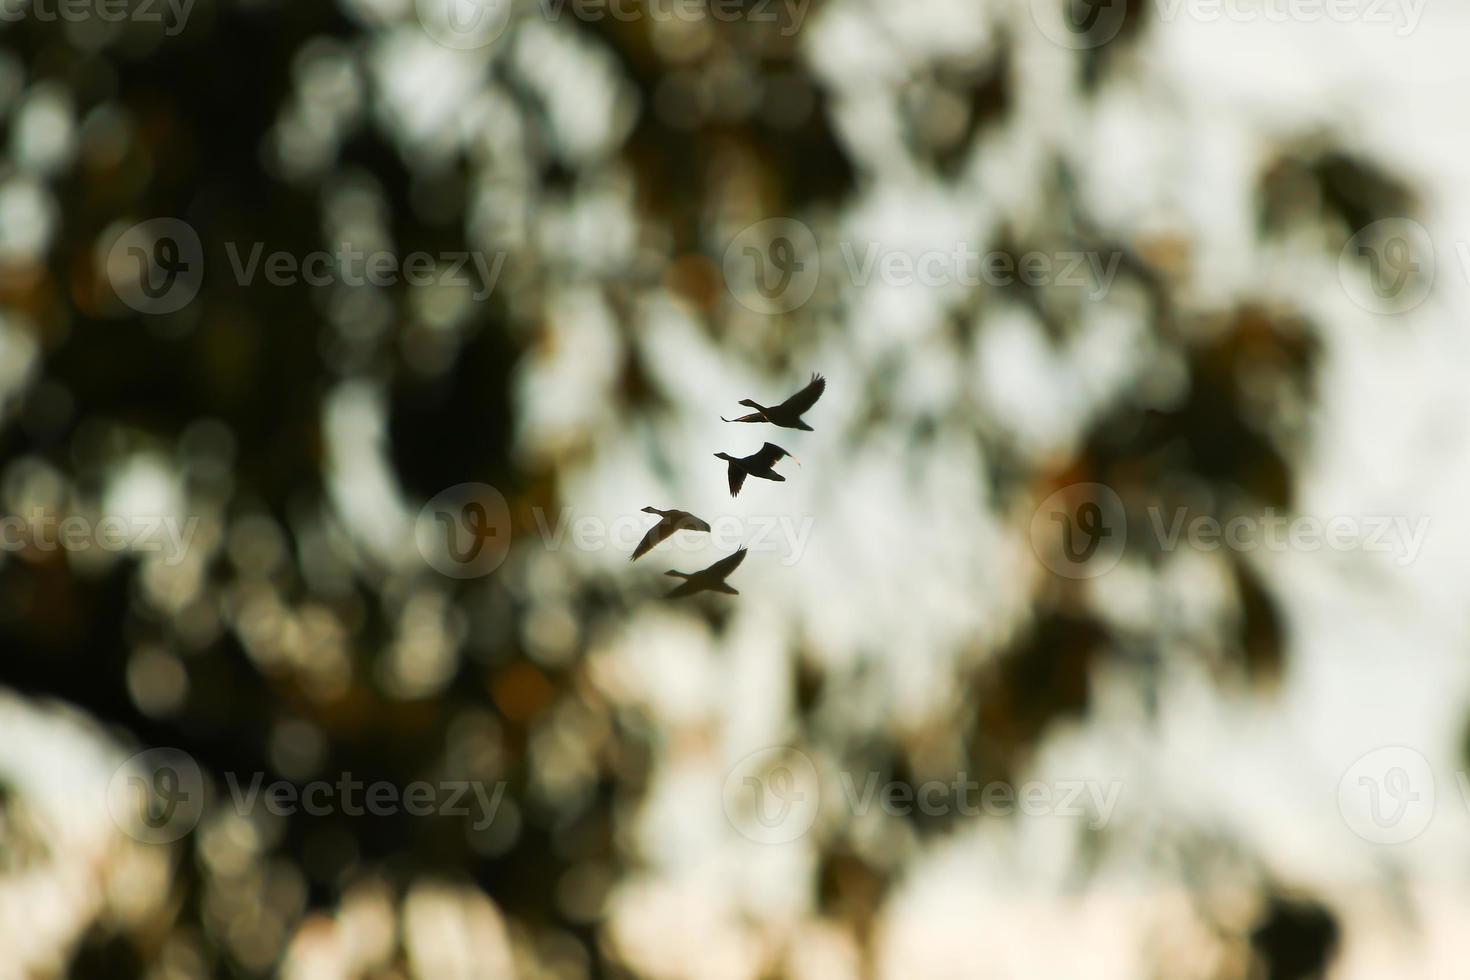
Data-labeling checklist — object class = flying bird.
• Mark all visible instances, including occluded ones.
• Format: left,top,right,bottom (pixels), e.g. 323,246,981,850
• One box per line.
631,506,711,561
665,547,747,598
721,373,826,430
714,442,798,497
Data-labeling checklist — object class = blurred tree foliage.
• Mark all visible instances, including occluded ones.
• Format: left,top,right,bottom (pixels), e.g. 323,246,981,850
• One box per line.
0,0,1420,976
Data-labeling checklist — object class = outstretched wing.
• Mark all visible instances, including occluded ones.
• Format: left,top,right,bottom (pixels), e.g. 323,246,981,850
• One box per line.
631,520,674,561
721,411,767,424
775,373,825,417
752,442,790,469
672,511,711,533
728,464,747,497
665,579,701,599
702,547,748,580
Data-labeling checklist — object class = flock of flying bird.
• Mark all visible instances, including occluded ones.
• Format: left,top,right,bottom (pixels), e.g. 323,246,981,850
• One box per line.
632,374,825,597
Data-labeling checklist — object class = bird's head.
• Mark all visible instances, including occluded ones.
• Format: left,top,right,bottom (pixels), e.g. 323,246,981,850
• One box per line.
641,506,660,515
739,399,761,409
713,452,733,461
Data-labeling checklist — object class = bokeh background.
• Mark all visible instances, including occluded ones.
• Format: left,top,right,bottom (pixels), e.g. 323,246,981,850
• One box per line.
3,0,1468,976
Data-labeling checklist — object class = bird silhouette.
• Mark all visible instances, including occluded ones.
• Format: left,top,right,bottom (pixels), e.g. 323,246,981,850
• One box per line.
631,506,711,561
665,547,747,598
721,373,826,430
714,442,798,497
